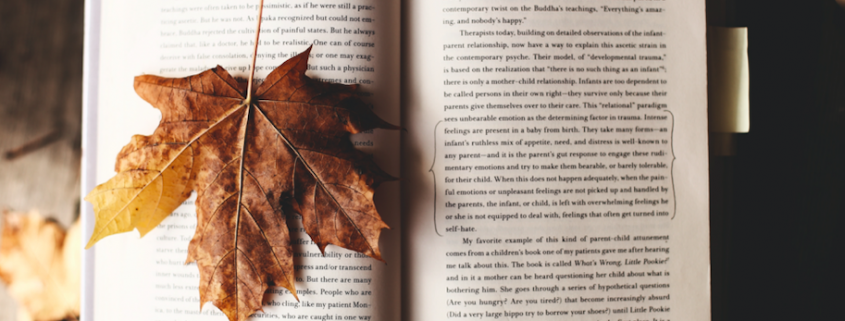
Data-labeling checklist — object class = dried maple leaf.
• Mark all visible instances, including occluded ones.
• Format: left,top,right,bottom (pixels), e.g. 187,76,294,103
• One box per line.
84,47,396,321
0,210,81,321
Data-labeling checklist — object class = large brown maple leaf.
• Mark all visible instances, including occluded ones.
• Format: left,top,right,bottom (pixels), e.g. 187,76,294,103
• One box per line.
84,47,395,321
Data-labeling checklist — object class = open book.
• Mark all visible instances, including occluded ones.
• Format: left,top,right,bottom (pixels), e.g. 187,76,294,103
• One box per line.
81,0,709,320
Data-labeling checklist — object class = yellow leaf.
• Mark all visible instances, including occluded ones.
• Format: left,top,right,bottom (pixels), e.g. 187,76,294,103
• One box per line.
84,143,194,248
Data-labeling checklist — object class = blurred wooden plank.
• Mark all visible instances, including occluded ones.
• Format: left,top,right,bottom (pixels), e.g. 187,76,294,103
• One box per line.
0,0,83,320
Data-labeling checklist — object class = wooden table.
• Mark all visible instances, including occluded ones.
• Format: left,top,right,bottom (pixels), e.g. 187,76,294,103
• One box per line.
0,1,83,320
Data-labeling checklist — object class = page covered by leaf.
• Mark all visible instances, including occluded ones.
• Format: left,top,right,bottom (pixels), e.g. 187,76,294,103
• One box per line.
85,48,396,321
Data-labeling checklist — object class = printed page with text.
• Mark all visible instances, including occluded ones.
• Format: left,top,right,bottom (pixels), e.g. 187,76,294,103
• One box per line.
84,0,710,320
85,0,399,320
403,0,710,320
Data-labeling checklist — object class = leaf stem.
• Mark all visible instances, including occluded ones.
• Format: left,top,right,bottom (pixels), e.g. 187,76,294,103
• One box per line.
245,0,265,104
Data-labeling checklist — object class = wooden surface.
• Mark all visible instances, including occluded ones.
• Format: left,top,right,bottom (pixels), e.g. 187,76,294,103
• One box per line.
0,0,83,320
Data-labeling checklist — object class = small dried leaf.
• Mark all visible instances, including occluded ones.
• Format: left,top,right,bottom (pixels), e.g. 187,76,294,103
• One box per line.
0,210,80,321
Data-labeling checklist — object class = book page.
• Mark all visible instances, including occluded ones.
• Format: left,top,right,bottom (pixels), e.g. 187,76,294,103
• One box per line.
403,1,709,320
88,0,399,320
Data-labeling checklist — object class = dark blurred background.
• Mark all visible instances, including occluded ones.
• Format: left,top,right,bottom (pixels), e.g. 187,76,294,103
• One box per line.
708,0,844,320
0,0,841,320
